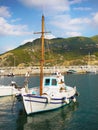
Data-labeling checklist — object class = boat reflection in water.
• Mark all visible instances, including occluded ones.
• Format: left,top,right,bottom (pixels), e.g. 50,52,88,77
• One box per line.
16,102,79,130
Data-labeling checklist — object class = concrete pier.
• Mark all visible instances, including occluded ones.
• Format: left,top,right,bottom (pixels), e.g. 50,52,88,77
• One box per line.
0,65,98,76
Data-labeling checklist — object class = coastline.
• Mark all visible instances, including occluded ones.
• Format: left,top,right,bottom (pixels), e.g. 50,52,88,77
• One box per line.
0,65,98,76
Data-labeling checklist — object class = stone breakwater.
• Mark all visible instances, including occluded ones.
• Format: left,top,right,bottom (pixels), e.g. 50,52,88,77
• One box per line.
0,65,98,76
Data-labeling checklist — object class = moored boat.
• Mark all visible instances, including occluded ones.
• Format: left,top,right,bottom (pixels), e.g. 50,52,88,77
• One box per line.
66,69,77,74
21,72,78,115
0,81,21,97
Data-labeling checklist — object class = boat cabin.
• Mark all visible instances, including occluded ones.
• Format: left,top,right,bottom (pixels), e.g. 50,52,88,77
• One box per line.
43,72,65,88
43,74,66,96
43,76,58,87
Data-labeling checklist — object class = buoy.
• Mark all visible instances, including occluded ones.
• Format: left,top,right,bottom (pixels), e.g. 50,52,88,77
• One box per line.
73,97,76,103
65,98,69,104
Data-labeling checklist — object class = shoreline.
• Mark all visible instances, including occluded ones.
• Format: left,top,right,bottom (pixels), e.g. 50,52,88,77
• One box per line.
0,65,98,76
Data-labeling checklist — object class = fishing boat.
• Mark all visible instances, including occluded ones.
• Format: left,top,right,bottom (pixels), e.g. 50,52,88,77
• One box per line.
21,15,79,115
0,81,21,97
66,69,77,74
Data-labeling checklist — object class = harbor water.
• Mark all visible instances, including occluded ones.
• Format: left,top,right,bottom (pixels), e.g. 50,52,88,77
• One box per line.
0,73,98,130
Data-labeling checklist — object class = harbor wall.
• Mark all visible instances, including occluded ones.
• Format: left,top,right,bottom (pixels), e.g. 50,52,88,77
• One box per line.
0,65,98,76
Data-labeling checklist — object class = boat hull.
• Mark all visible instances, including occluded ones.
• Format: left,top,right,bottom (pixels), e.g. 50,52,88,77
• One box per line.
0,86,21,97
22,92,76,115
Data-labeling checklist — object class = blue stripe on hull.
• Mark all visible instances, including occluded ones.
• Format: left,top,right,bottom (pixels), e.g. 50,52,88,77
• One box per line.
24,94,75,101
25,99,65,104
24,94,64,100
24,97,74,104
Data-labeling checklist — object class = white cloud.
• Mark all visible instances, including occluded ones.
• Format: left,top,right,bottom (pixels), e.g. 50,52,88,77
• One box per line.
49,14,90,32
0,6,11,18
73,7,92,11
0,5,32,36
93,12,98,26
0,45,15,54
66,31,82,37
5,46,15,52
69,0,83,4
19,0,70,14
45,34,56,39
0,17,32,36
11,18,21,23
69,18,90,25
48,13,96,38
21,38,34,45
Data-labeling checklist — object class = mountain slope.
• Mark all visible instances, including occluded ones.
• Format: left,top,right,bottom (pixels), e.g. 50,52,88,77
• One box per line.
0,36,98,67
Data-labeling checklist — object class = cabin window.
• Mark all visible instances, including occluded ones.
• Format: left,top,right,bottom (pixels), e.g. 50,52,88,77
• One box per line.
52,79,57,86
45,79,50,86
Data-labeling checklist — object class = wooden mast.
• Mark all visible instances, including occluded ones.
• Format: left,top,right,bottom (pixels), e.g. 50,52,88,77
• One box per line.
40,15,45,96
34,15,50,96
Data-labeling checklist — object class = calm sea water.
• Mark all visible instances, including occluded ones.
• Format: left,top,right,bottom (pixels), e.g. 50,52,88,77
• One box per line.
0,73,98,130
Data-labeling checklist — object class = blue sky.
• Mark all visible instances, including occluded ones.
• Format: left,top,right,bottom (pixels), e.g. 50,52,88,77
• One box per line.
0,0,98,54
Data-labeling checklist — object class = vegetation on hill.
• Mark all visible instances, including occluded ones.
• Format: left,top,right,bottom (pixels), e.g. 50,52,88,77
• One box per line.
0,35,98,67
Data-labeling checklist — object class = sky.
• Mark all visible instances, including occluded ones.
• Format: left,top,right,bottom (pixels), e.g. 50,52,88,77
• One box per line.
0,0,98,54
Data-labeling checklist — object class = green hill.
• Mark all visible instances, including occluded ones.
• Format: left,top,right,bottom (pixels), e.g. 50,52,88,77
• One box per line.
91,35,98,43
0,35,98,67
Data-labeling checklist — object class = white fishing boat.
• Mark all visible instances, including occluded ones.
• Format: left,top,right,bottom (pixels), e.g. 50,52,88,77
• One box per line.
21,15,79,115
0,81,21,97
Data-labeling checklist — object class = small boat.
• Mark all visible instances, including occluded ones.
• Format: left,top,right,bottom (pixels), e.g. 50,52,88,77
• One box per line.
7,72,15,77
20,15,79,115
0,81,21,97
66,69,77,74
